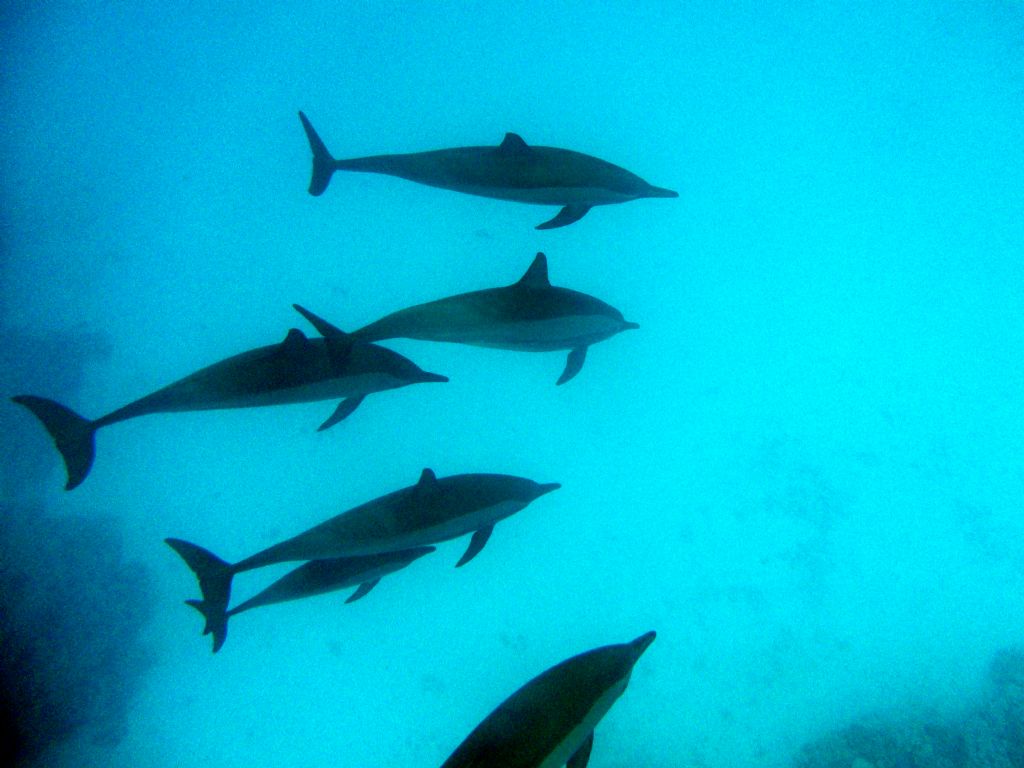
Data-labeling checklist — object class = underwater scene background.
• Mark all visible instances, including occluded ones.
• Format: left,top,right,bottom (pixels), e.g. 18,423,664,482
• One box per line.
2,1,1023,766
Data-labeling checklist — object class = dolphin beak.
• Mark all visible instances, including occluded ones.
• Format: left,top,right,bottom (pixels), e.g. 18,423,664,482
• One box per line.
648,186,679,198
417,371,449,383
622,321,640,331
631,631,657,657
537,482,561,497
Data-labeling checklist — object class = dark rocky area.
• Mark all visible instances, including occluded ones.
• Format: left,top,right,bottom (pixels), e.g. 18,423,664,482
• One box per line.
1,324,155,765
0,502,156,765
795,647,1024,768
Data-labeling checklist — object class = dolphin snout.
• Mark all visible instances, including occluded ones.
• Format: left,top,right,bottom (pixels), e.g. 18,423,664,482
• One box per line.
647,186,679,199
631,630,657,656
622,321,640,331
537,482,561,496
417,371,450,384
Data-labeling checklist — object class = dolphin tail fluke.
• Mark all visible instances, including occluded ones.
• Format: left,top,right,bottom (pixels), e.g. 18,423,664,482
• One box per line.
298,111,337,196
185,599,229,653
165,538,235,644
11,395,97,490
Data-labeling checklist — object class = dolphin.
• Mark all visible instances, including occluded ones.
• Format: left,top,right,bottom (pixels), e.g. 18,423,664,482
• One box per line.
11,305,447,490
441,631,656,768
183,546,435,653
166,468,560,631
298,111,678,229
352,253,639,385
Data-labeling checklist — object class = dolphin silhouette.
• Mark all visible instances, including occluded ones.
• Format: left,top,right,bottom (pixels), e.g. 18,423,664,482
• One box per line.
442,631,656,767
166,468,560,635
352,252,638,385
183,546,435,653
299,112,678,229
11,305,447,490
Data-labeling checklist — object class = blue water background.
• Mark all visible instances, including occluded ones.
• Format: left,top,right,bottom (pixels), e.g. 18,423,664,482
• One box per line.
2,2,1023,766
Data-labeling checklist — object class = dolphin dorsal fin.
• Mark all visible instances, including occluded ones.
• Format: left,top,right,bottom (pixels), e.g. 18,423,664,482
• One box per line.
292,304,349,340
411,467,440,502
280,328,310,356
409,467,440,505
498,133,530,155
516,252,550,288
292,304,354,367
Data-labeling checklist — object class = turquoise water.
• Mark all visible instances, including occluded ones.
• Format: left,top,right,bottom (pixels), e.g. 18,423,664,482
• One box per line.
2,2,1023,766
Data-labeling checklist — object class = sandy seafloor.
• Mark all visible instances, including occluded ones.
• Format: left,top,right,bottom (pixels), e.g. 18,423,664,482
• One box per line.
1,2,1023,767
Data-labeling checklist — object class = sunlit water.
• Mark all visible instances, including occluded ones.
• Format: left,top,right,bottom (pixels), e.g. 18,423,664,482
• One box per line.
2,3,1023,766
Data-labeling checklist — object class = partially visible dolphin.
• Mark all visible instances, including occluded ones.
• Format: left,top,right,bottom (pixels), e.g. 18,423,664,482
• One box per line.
11,305,447,490
441,631,656,768
183,546,435,653
166,468,560,631
352,253,639,385
299,111,678,229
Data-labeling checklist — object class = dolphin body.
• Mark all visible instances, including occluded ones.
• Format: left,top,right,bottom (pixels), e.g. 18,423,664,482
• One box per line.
11,305,447,490
166,468,560,639
299,112,678,230
183,546,435,653
442,631,656,768
352,252,638,385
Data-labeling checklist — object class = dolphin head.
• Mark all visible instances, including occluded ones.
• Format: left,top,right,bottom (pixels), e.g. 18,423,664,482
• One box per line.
410,369,450,384
611,631,656,686
642,184,679,199
529,480,562,501
629,631,657,661
564,293,639,343
364,343,449,387
602,631,656,686
492,476,562,505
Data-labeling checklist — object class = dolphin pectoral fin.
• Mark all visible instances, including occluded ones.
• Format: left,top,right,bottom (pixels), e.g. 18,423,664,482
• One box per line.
568,732,594,768
456,525,494,568
556,347,587,386
298,111,338,196
318,396,365,431
346,578,381,604
536,205,591,230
